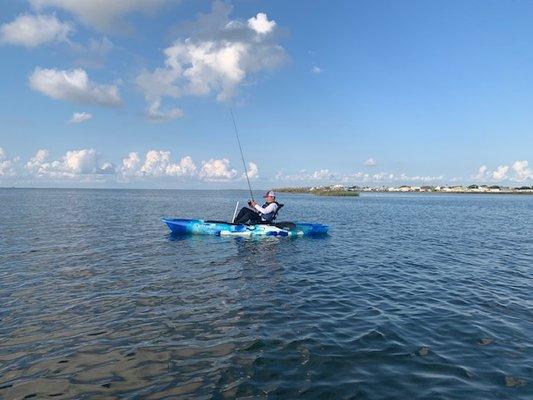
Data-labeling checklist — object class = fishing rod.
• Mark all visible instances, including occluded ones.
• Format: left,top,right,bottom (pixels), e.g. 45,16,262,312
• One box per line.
230,108,254,201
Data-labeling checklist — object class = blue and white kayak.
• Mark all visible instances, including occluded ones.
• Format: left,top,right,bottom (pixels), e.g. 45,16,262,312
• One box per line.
163,218,328,237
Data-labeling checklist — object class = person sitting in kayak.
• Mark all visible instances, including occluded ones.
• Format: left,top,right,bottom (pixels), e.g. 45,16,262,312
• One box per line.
234,190,282,224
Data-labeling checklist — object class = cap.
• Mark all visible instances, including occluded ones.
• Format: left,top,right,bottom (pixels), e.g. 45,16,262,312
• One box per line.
263,190,276,198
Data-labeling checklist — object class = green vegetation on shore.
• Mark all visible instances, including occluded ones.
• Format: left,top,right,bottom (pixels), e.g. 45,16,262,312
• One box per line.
313,190,359,196
274,186,360,197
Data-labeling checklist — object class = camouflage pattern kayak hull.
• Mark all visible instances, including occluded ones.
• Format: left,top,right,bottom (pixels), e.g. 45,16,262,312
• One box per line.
163,218,328,237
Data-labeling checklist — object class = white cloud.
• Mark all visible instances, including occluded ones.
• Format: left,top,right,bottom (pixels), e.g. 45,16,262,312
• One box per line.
364,158,376,167
275,169,448,184
136,1,286,120
30,0,176,32
474,165,488,180
29,67,121,107
410,175,445,182
313,169,334,180
511,160,532,181
0,148,20,176
342,172,445,183
311,66,322,74
0,14,73,48
136,150,197,178
69,112,92,124
122,151,245,181
23,148,114,178
25,149,49,174
168,155,197,177
247,13,276,34
121,152,141,176
245,161,258,180
146,100,183,122
491,165,509,181
276,169,336,181
63,149,114,174
3,147,265,184
5,146,531,186
200,158,237,181
473,161,532,182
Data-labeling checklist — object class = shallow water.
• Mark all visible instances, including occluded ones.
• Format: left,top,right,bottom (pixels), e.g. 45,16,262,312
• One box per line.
0,188,532,399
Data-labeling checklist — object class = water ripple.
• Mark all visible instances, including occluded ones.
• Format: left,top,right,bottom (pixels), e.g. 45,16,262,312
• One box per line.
0,189,531,399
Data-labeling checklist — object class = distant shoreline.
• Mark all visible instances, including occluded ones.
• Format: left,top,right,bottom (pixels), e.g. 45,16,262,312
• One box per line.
276,189,533,196
275,185,533,196
362,191,533,195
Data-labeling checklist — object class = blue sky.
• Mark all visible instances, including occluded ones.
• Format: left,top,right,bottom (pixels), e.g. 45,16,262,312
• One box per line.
0,0,532,188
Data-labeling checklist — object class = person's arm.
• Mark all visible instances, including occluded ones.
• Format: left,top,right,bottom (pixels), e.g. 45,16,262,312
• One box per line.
253,202,277,215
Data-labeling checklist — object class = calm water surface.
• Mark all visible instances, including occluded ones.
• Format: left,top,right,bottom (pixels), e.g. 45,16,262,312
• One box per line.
0,189,532,399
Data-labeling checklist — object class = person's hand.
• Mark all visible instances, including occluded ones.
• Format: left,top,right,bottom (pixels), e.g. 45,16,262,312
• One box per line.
250,200,257,207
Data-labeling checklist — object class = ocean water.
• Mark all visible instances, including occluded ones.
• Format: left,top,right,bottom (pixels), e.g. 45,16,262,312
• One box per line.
0,188,531,399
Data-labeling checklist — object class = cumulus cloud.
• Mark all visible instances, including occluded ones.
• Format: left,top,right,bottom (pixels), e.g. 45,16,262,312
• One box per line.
136,150,197,177
364,158,376,167
30,0,176,32
29,67,121,107
136,1,286,120
200,158,237,181
69,111,92,123
2,147,262,184
0,14,73,48
491,165,509,181
121,152,141,176
473,161,532,182
120,150,198,179
0,148,20,176
22,148,114,178
25,149,50,174
311,66,322,74
247,12,276,34
121,151,252,181
511,160,532,181
245,161,258,180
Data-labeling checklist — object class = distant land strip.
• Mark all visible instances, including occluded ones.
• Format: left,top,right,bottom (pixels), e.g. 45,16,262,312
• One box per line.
275,184,533,196
274,186,359,196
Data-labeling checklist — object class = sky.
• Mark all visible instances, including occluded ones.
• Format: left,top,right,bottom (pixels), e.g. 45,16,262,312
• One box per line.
0,0,532,188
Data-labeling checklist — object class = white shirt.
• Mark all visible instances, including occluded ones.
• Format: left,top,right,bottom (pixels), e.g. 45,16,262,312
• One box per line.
253,202,278,219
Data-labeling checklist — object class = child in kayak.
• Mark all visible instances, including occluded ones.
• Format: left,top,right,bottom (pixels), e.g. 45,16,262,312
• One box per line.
234,190,281,224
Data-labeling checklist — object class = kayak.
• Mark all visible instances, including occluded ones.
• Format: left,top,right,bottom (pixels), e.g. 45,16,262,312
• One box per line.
163,218,328,237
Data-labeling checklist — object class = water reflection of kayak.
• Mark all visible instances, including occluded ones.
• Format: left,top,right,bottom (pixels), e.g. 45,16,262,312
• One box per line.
163,218,328,237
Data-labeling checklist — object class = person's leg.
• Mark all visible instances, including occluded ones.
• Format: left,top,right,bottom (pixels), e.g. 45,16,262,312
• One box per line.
234,207,256,224
248,212,262,224
234,207,249,223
